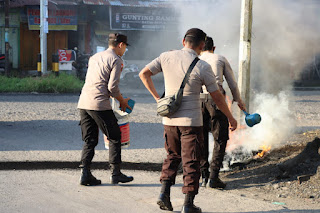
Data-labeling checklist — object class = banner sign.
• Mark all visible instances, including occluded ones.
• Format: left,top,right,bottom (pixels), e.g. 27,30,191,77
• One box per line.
27,6,77,31
110,6,178,31
58,49,76,62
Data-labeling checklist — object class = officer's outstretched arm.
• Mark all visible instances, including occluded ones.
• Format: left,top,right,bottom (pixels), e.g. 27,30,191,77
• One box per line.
237,99,246,111
139,67,160,102
210,90,237,131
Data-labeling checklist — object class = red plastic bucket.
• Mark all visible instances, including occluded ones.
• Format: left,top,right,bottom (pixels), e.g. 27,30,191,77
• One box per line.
104,110,130,149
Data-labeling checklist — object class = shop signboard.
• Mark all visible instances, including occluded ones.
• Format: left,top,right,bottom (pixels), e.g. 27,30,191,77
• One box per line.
27,6,77,31
110,6,178,31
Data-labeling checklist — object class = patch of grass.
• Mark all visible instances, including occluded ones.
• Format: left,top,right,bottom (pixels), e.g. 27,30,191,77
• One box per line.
0,73,84,93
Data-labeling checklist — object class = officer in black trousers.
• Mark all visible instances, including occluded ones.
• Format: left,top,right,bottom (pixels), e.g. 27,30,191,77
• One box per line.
199,37,246,189
77,33,133,186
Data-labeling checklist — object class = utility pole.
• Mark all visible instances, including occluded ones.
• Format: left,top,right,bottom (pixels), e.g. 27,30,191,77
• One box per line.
238,0,253,113
4,0,10,76
40,0,48,75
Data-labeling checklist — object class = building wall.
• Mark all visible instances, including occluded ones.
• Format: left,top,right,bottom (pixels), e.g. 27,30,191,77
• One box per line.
1,4,179,71
20,22,68,71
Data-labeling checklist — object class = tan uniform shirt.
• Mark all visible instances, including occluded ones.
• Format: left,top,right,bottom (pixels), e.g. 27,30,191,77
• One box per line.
200,52,241,102
78,48,122,110
146,47,219,126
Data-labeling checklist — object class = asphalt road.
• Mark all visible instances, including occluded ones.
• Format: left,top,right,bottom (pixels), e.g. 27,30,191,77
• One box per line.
1,90,319,152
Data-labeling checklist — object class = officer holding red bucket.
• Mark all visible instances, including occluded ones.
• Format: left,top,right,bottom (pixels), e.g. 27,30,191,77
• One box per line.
77,33,134,186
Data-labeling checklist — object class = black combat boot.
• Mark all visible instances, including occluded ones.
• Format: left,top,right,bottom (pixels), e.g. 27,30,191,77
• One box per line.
208,170,226,189
201,170,209,187
181,194,202,213
157,180,173,211
80,167,101,186
208,177,226,189
110,164,134,184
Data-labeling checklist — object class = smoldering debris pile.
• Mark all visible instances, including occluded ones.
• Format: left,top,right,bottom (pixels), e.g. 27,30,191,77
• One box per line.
223,147,270,171
277,137,320,178
224,137,320,178
222,131,320,200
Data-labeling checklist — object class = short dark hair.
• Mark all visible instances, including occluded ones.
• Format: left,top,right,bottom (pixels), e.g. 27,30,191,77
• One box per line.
204,36,214,51
108,33,129,47
184,28,207,48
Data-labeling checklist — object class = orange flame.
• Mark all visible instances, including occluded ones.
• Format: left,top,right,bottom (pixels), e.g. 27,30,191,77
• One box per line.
256,145,271,158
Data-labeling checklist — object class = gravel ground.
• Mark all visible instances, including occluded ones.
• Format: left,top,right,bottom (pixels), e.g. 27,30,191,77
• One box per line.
0,89,163,151
290,90,320,132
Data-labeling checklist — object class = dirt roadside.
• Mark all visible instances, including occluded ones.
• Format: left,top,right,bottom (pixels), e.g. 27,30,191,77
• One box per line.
220,129,320,208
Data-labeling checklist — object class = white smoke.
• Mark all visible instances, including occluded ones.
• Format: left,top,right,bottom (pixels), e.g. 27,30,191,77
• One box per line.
227,91,296,153
173,0,320,92
174,0,241,64
251,0,320,93
172,0,320,156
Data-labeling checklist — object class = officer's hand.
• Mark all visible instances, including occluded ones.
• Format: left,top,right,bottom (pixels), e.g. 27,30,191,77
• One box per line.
119,98,132,112
237,99,246,112
229,117,237,131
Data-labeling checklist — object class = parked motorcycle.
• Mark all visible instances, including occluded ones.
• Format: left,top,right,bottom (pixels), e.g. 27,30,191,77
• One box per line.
72,47,90,80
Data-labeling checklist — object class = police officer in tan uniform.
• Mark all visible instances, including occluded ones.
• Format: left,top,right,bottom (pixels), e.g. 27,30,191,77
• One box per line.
139,28,238,213
199,37,246,189
77,33,133,186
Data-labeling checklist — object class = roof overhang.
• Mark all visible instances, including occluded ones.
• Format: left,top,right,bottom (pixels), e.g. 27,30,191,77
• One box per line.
1,0,78,8
83,0,173,8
